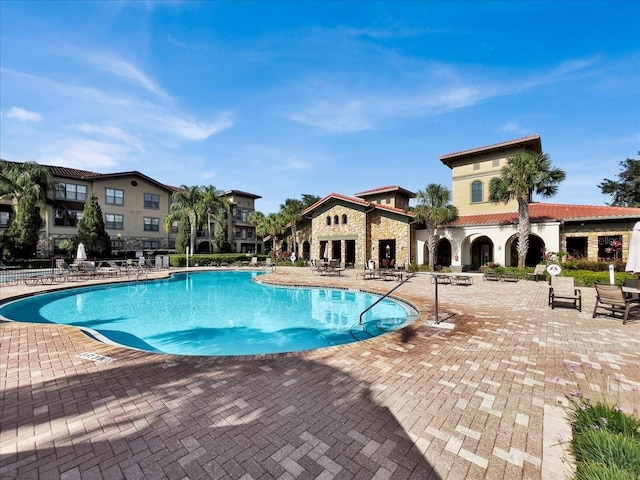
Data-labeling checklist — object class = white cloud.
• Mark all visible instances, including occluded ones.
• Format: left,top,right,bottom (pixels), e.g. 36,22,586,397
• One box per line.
289,100,372,133
37,139,127,171
158,111,235,140
499,122,525,133
80,51,170,99
68,123,143,151
6,106,42,122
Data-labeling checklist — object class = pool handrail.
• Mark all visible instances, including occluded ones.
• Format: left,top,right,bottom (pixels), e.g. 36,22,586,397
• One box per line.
358,272,415,325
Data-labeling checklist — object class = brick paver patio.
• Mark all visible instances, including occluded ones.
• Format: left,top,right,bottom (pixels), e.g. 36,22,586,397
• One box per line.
1,267,639,479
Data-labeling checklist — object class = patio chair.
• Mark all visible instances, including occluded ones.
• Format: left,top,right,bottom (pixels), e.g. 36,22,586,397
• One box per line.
527,264,546,282
548,276,582,312
592,283,640,324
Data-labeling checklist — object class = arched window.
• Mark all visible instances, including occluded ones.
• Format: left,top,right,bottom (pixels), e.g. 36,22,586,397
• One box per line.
471,180,483,203
341,214,347,224
326,216,331,226
333,215,339,225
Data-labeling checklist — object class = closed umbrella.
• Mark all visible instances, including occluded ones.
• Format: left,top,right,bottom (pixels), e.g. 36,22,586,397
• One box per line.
323,243,329,262
625,222,640,285
76,243,87,261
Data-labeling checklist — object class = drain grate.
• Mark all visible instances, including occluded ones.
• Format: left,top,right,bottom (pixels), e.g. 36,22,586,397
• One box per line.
76,352,115,364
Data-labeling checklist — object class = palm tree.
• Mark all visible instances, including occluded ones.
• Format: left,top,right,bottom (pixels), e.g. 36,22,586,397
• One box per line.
279,198,305,260
250,212,284,257
203,186,230,252
489,151,566,269
0,160,51,205
0,161,52,257
413,184,458,269
164,185,228,255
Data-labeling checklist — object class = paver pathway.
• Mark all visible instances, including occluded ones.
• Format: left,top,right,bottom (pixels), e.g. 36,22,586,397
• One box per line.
1,267,639,479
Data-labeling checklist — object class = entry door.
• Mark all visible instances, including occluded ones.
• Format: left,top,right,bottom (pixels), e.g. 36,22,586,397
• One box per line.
481,244,490,266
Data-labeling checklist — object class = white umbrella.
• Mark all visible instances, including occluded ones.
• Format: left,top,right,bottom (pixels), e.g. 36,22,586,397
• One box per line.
76,243,87,261
323,243,329,261
625,221,640,274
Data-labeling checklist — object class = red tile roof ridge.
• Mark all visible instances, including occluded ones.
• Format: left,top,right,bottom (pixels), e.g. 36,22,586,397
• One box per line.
440,134,541,159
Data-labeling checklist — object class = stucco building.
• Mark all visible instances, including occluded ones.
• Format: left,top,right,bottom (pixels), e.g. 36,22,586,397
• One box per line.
280,135,639,271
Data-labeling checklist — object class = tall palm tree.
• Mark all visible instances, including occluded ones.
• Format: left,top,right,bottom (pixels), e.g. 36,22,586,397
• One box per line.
203,186,230,252
279,198,305,259
489,151,566,269
164,185,228,255
413,184,458,268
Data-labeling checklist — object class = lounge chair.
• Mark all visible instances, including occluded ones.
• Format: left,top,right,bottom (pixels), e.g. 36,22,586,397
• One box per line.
483,272,501,281
527,264,546,282
548,276,582,312
592,283,640,324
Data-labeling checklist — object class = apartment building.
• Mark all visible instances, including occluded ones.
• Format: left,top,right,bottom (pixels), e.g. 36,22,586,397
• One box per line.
1,162,262,257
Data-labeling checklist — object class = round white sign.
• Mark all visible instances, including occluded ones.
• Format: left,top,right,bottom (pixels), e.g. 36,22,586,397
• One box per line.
546,264,562,276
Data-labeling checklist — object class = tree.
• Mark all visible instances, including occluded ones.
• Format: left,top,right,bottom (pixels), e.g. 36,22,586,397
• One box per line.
598,155,640,207
77,193,111,258
413,184,458,268
175,216,190,253
250,211,284,256
0,161,51,258
279,198,305,259
489,151,566,269
164,185,229,255
300,194,321,209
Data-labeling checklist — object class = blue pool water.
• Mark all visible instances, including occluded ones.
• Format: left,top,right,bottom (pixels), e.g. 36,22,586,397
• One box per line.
0,271,417,356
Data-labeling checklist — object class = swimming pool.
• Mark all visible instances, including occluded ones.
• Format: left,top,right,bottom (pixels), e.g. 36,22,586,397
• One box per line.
0,271,417,356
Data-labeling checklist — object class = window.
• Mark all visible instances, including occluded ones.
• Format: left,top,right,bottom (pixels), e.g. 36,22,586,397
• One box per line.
342,214,347,225
54,209,83,227
168,240,176,249
144,193,160,209
105,214,124,229
54,182,87,201
234,227,254,240
144,217,160,231
473,162,480,171
492,159,500,167
0,211,9,228
386,198,391,204
333,215,339,225
111,239,124,250
598,235,622,261
326,216,331,226
106,188,124,206
234,208,251,223
170,221,179,233
143,241,159,249
471,180,483,203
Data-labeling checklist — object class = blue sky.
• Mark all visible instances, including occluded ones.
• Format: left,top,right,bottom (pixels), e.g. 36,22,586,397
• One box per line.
1,1,639,214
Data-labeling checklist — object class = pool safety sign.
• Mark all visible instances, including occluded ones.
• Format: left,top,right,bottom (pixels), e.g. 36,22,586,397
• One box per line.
76,352,115,364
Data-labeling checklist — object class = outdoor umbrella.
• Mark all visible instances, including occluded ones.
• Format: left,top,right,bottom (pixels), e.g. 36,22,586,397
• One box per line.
625,222,640,286
76,243,87,261
323,243,329,262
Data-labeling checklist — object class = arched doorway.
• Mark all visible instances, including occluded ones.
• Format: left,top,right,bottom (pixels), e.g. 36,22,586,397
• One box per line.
508,235,545,267
470,236,494,269
436,238,452,267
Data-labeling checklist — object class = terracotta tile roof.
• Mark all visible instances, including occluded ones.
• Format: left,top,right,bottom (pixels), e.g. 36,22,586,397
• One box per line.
440,134,542,167
354,185,416,198
223,190,262,200
452,203,640,226
302,192,413,218
46,165,101,179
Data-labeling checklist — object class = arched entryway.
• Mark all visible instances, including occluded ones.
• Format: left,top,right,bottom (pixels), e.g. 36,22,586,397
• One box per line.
470,236,494,269
508,234,545,267
436,238,452,267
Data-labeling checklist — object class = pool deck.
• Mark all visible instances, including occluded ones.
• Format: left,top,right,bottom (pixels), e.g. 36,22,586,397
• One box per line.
1,266,639,479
